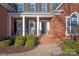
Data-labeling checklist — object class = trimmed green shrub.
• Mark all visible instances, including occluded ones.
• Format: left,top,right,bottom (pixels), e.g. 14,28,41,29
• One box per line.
14,35,24,47
63,40,76,47
0,40,10,47
61,39,79,54
10,36,16,45
25,35,36,48
61,41,75,53
73,41,79,54
7,36,16,45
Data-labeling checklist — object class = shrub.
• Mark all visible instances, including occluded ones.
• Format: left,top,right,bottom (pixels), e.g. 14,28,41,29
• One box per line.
10,36,16,45
61,41,75,53
63,40,76,47
73,41,79,54
14,35,24,47
0,40,10,47
25,35,36,48
7,36,16,45
61,39,79,54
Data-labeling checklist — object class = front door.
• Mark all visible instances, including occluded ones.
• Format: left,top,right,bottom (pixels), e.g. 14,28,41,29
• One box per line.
29,21,36,35
40,21,49,35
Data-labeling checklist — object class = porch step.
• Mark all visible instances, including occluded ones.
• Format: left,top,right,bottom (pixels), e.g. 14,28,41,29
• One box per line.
39,35,61,44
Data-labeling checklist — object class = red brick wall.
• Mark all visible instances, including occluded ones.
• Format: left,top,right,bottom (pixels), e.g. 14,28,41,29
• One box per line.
40,4,79,44
24,3,29,12
50,4,79,41
0,5,8,40
48,3,52,12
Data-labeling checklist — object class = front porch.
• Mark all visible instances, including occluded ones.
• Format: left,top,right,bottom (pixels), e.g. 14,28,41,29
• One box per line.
7,13,53,37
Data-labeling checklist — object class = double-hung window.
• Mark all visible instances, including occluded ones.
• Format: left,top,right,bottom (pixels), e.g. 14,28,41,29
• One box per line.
18,3,24,12
66,12,79,35
29,3,36,12
40,3,47,12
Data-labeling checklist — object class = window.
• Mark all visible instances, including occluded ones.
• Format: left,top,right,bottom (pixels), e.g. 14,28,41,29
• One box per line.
66,12,79,35
40,3,47,12
29,3,36,12
17,3,24,12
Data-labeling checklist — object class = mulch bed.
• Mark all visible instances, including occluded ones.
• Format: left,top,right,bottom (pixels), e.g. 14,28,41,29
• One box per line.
0,46,36,54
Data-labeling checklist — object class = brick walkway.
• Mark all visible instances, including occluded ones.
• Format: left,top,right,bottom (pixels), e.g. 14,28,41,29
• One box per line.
0,44,62,56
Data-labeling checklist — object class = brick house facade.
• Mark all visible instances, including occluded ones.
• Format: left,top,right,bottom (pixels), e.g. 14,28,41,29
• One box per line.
50,4,79,40
0,4,17,40
40,3,79,44
0,3,79,44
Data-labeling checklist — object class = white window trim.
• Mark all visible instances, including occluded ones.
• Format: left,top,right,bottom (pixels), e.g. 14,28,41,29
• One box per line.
66,12,79,36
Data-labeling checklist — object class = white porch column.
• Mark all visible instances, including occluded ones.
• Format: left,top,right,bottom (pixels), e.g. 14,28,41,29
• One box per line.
37,16,40,36
47,22,49,31
9,15,11,36
22,16,25,36
47,22,50,35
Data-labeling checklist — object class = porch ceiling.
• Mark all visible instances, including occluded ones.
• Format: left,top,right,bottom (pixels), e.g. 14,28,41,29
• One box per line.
12,17,51,20
39,17,52,20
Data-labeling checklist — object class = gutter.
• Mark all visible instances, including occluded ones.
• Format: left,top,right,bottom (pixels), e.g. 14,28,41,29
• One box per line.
56,3,64,10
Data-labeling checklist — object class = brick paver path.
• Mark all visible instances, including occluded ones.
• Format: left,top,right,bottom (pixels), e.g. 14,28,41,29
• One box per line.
0,44,62,56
